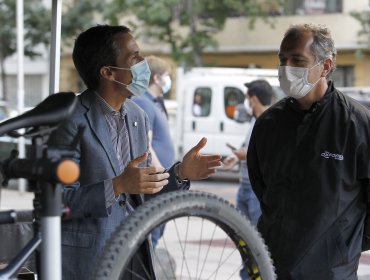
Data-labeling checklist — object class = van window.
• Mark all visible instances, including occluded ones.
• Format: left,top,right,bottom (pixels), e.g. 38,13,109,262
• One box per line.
193,87,211,117
224,87,245,119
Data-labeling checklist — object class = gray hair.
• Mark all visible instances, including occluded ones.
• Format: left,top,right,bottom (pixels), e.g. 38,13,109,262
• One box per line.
284,23,337,77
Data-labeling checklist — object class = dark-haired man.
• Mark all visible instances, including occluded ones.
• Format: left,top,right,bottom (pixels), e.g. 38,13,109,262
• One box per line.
247,23,370,279
49,25,221,280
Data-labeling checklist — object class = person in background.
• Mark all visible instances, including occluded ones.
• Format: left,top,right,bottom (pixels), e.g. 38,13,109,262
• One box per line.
132,55,174,170
223,79,273,280
193,92,203,116
247,23,370,279
225,90,239,118
131,55,175,248
48,24,222,279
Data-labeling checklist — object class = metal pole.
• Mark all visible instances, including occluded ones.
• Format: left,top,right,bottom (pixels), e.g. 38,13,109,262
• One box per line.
16,0,26,193
49,0,62,94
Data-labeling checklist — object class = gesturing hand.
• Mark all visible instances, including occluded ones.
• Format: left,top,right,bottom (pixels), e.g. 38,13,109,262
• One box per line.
222,154,238,170
179,137,222,180
113,152,169,195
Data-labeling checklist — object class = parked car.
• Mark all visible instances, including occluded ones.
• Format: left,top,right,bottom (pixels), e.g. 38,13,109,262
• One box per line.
174,67,282,161
338,87,370,108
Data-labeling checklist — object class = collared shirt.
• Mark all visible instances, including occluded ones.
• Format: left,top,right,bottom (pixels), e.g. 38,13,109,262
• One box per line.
95,93,133,212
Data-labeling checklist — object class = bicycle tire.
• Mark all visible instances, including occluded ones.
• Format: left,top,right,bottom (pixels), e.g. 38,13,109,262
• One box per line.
93,190,275,280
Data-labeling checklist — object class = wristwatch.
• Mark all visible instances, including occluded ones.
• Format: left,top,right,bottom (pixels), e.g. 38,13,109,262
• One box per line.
174,162,188,181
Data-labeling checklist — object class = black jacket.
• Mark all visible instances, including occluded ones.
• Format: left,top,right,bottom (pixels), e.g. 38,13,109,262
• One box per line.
247,82,370,279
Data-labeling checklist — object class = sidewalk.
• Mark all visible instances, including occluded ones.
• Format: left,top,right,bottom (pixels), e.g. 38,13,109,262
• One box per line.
190,182,370,279
2,187,370,279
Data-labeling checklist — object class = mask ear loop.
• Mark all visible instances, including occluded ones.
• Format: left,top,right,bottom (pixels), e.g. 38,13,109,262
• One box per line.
304,60,323,85
106,66,132,87
109,66,131,71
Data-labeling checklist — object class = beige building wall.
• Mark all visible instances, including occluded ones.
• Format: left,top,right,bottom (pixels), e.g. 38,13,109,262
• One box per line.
60,0,370,91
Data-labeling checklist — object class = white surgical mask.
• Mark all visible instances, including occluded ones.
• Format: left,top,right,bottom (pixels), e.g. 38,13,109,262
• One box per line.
244,99,253,116
278,62,322,99
109,59,151,97
161,75,172,94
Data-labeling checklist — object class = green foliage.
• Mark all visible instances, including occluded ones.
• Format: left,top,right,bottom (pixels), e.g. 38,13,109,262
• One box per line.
350,11,370,59
104,0,282,66
0,0,50,60
61,0,105,48
0,0,50,100
351,11,370,46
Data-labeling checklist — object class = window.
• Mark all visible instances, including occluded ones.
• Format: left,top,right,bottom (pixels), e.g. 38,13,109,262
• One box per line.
331,66,354,87
5,74,44,107
283,0,342,15
192,87,212,117
224,87,245,119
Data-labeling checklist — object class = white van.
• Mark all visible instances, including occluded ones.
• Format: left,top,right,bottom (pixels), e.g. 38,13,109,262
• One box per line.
173,67,283,161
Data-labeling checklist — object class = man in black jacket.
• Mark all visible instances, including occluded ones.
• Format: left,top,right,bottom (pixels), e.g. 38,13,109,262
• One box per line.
247,23,370,279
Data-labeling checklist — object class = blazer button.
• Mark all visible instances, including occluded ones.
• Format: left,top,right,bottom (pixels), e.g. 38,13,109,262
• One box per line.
119,200,126,207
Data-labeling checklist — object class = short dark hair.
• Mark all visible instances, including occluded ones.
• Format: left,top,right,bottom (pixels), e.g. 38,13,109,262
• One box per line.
244,80,273,106
72,25,131,90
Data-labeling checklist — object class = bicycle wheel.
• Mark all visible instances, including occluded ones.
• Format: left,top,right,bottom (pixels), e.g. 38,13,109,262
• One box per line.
93,190,275,280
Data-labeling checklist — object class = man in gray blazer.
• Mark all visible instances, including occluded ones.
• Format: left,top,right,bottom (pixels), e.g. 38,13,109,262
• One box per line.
48,25,222,280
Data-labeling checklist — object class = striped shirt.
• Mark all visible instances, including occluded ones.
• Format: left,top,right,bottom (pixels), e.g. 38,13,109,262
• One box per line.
95,93,134,212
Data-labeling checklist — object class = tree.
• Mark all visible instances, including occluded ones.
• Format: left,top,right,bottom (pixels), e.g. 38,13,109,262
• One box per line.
0,0,50,101
350,11,370,57
61,0,105,49
104,0,282,67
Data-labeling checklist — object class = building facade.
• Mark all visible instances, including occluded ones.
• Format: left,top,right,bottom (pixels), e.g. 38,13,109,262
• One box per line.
57,0,370,93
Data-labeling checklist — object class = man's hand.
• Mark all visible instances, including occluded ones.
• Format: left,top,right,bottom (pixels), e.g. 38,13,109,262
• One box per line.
223,154,238,170
233,147,247,161
113,152,169,195
179,137,222,180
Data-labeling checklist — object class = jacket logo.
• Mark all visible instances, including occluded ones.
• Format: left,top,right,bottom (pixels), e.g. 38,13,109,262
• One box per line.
321,151,344,161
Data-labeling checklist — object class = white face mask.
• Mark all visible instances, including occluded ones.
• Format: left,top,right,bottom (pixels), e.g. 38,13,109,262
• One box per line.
278,62,322,99
244,99,253,116
161,75,172,94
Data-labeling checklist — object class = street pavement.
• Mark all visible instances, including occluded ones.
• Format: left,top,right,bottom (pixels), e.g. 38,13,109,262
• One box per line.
1,178,370,279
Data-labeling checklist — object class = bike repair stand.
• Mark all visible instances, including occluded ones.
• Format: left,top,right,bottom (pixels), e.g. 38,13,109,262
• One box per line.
30,134,63,280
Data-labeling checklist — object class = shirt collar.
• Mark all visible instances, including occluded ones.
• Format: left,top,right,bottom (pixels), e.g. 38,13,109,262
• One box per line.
95,92,127,119
144,91,158,102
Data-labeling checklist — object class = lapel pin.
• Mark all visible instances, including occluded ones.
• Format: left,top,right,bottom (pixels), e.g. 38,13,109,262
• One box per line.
133,121,138,127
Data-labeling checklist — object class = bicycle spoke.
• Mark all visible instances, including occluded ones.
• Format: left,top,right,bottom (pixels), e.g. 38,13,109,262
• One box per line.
123,250,152,279
195,217,204,279
123,267,148,280
153,248,171,280
94,191,275,280
155,229,175,280
212,235,228,280
205,240,243,280
173,218,192,280
198,221,217,279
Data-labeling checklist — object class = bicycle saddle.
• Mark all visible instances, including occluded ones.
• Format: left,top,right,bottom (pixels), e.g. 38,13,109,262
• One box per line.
0,92,77,137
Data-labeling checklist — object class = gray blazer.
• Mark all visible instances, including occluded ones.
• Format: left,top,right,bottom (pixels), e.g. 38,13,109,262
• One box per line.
48,90,189,280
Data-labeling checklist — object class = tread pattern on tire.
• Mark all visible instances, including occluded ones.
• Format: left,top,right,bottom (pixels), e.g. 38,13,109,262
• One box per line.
93,190,276,280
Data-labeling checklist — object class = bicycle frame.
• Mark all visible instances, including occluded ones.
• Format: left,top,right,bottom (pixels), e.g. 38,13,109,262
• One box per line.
0,92,78,280
0,175,62,280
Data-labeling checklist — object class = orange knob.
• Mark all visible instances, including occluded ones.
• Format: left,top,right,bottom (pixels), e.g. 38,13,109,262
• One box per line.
56,159,80,184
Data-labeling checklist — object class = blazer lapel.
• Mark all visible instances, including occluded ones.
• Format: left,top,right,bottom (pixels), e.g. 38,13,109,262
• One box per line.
125,102,141,160
81,91,121,176
125,101,145,205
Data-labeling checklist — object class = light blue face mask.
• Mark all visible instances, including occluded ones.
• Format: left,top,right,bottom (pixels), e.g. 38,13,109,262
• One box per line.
109,59,151,97
161,75,172,94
